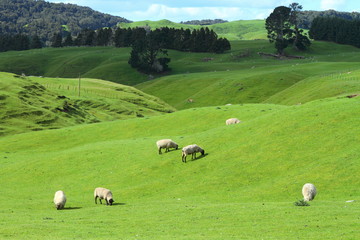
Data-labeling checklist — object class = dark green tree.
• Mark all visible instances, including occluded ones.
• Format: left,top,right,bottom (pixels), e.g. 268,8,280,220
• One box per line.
128,32,170,73
63,33,73,46
265,6,293,55
30,35,42,49
289,3,311,51
51,32,62,48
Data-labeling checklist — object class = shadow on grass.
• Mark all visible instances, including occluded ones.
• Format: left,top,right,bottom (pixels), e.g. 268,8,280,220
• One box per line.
193,153,208,161
62,207,82,210
112,202,126,206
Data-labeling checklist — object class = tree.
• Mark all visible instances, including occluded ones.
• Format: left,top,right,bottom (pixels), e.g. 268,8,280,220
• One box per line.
128,32,170,73
265,6,293,55
51,32,62,47
63,33,73,46
289,3,311,51
266,4,311,54
30,35,42,49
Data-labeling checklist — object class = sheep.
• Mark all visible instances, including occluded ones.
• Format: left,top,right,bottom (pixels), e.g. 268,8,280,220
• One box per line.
302,183,317,201
226,118,241,125
94,187,114,206
181,144,205,163
53,190,66,210
156,139,178,154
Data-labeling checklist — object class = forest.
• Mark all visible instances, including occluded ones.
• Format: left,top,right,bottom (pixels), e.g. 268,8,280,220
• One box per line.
0,0,130,44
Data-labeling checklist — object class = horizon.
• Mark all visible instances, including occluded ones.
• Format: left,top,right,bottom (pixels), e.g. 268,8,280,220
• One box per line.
47,0,360,22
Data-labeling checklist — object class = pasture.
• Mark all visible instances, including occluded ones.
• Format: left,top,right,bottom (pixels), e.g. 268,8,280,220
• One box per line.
0,97,359,239
0,25,360,238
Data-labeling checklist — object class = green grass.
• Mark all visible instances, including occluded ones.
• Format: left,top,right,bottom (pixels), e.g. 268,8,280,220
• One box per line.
0,97,359,239
0,72,174,136
137,41,360,109
1,35,360,238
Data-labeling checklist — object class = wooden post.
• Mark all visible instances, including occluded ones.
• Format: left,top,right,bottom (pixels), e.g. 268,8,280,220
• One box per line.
78,73,81,97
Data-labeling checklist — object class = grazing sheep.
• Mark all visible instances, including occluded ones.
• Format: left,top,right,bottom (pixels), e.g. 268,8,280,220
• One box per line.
181,144,205,163
94,187,114,206
302,183,317,201
226,118,241,125
156,139,178,154
54,190,66,210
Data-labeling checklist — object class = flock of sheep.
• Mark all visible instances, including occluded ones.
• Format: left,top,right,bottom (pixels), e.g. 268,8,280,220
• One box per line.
53,117,317,210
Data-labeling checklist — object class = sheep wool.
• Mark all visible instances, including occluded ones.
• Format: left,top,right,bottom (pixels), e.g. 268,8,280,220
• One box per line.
156,139,178,154
226,118,241,125
54,190,66,210
302,183,317,201
181,144,205,163
94,187,114,206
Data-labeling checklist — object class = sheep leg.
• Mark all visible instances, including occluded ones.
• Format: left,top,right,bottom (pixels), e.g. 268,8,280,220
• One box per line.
99,198,102,204
95,196,98,204
158,147,162,154
182,153,186,163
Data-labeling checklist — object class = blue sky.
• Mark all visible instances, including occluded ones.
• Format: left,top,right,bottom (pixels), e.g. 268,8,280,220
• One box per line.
48,0,360,22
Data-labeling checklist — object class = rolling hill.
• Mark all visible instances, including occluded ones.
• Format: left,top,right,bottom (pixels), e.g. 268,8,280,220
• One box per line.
0,95,359,239
0,72,174,136
0,35,360,238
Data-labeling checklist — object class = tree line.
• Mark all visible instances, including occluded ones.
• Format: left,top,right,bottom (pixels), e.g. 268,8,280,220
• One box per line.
309,17,360,48
0,34,42,52
51,26,231,53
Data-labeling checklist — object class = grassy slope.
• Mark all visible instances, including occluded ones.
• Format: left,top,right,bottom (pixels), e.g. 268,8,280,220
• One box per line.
0,72,175,136
118,19,267,40
0,97,359,239
0,47,146,86
137,40,360,109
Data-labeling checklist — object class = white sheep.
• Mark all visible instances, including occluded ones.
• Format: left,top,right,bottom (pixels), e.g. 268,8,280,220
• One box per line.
181,144,205,163
156,139,178,154
94,187,114,206
54,190,66,210
226,118,241,125
302,183,317,201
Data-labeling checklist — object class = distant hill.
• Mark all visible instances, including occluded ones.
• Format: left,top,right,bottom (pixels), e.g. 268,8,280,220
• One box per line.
180,19,228,25
0,0,130,44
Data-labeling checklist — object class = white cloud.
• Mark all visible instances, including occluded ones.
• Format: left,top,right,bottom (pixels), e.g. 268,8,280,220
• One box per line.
115,4,272,22
321,0,346,10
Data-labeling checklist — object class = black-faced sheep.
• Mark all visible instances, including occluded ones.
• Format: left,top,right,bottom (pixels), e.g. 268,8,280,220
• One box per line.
156,139,178,154
54,190,66,210
302,183,317,201
226,118,241,125
94,187,114,206
181,144,205,163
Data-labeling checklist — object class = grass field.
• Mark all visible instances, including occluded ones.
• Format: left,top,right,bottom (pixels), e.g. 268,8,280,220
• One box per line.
1,22,360,238
0,97,359,239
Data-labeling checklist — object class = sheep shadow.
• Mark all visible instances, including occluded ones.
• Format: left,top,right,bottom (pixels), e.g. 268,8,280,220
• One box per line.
188,153,209,162
112,202,126,206
62,207,82,210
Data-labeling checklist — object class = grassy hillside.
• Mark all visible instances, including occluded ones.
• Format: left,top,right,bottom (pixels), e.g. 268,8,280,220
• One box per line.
118,19,266,40
0,47,146,86
0,96,359,239
0,72,174,136
0,40,360,111
137,41,360,109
